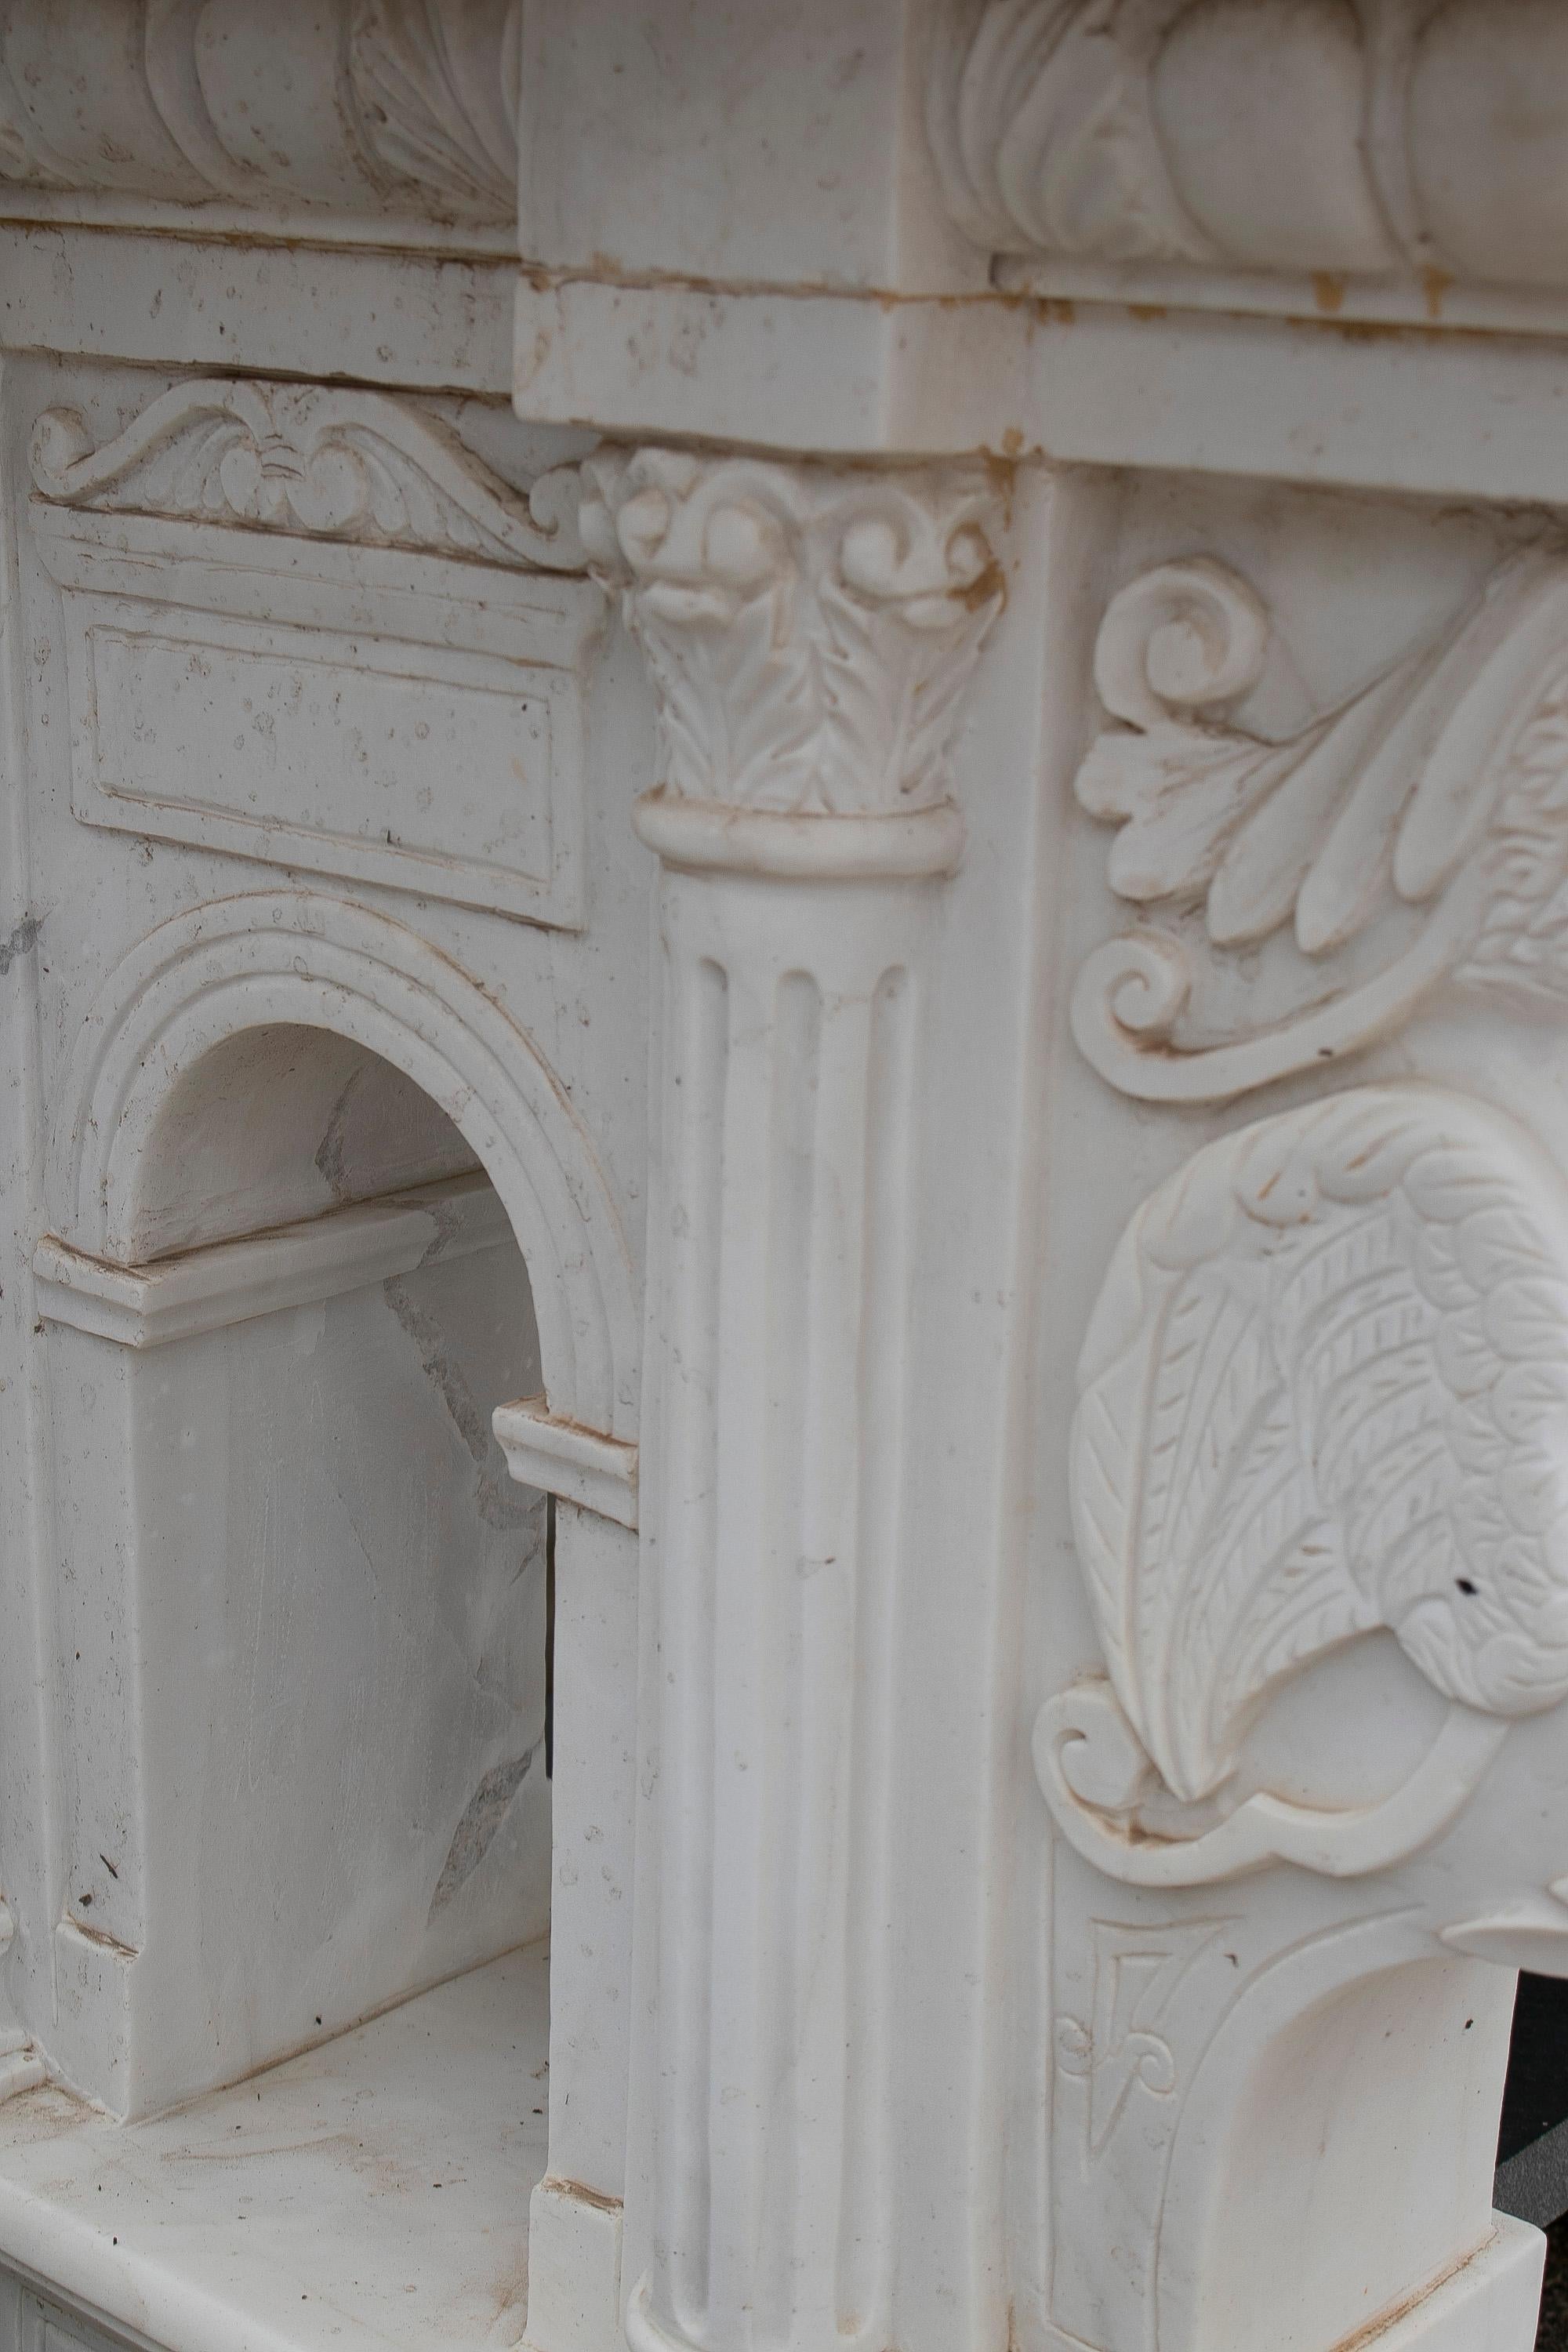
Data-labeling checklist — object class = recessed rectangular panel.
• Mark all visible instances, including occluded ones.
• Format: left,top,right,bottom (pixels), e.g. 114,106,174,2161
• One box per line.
84,621,554,902
32,504,596,930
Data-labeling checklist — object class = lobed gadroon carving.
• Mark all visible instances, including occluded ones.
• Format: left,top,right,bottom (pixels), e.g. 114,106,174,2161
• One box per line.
1038,1083,1568,1885
29,379,583,571
0,0,518,228
579,447,1004,819
932,0,1568,307
1071,550,1568,1102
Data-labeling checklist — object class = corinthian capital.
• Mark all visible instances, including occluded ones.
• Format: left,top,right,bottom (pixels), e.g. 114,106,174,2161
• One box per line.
580,448,1004,857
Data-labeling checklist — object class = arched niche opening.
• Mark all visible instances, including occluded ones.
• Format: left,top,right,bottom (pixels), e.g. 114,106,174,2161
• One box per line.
122,1021,488,1258
34,900,639,2349
42,1024,561,2121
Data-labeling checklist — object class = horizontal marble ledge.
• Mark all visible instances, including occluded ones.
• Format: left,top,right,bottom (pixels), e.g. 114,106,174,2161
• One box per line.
492,1395,639,1529
32,1171,511,1350
0,1949,552,2352
0,224,519,396
515,277,1568,503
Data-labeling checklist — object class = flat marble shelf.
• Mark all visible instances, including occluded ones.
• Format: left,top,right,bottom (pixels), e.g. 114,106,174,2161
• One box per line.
0,1947,550,2352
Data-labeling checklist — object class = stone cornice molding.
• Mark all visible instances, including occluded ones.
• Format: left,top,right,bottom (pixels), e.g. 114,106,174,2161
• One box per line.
1037,1083,1568,1887
932,0,1568,318
580,447,1004,878
0,0,517,240
30,379,583,571
1070,546,1568,1102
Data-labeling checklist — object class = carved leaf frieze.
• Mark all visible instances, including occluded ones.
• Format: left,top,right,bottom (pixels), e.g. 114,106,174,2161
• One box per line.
579,448,1004,817
1039,1084,1568,1882
29,381,583,572
0,0,517,227
932,0,1568,299
1072,549,1568,1101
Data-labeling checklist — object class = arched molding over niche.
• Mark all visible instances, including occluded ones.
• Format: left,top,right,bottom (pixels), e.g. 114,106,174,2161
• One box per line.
48,890,638,1441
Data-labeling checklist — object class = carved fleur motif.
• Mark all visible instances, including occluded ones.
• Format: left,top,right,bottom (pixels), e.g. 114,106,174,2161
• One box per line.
579,448,1004,817
1071,548,1568,1101
1037,1084,1568,1884
1054,1918,1225,2165
29,379,583,571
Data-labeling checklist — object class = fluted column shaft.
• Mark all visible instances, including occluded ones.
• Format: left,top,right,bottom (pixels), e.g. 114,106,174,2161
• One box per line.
583,450,1003,2352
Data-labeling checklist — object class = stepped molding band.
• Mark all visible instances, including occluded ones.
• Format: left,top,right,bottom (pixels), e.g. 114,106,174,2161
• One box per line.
492,1396,640,1528
34,1172,510,1352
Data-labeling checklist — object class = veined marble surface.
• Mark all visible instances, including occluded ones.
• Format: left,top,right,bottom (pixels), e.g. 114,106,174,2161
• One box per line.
0,1949,550,2352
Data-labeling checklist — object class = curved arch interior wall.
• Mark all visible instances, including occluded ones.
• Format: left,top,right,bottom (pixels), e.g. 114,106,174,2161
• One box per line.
5,8,1568,2352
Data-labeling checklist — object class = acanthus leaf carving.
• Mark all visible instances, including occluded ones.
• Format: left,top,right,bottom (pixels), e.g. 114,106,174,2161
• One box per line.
1071,548,1568,1102
1038,1083,1568,1884
29,380,583,572
579,448,1004,818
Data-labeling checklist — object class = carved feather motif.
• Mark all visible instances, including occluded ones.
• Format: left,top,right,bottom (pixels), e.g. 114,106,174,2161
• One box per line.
1072,1087,1568,1802
1072,551,1568,1102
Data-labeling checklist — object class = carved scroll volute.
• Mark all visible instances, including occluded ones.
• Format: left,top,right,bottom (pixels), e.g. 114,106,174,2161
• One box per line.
1038,1083,1568,1889
580,445,1004,872
1069,547,1568,1102
27,379,583,570
585,449,1004,2352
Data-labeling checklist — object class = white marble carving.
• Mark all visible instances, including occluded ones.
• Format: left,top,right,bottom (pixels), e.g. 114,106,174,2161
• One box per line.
30,379,581,568
1034,1080,1568,2352
1040,1083,1568,1882
581,446,1002,828
30,383,594,925
5,16,1568,2352
934,0,1568,313
1072,550,1568,1099
0,0,518,230
586,445,1004,2352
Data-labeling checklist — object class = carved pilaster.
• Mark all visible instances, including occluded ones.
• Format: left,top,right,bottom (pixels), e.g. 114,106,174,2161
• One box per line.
583,448,1003,2352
